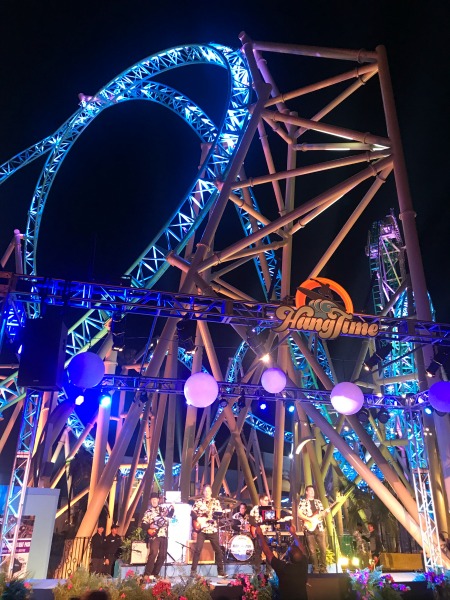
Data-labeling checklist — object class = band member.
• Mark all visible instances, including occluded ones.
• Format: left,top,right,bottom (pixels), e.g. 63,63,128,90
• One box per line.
104,523,122,576
298,485,328,573
142,492,175,580
90,524,107,574
254,524,308,600
367,522,383,569
249,493,272,572
190,484,226,578
352,522,369,567
232,502,250,533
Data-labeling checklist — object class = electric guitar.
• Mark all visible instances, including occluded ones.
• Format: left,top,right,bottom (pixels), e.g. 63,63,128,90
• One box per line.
303,501,337,532
147,516,168,538
192,516,215,532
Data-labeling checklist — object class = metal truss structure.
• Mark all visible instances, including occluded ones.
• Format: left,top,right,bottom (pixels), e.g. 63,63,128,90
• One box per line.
0,391,42,572
1,35,449,573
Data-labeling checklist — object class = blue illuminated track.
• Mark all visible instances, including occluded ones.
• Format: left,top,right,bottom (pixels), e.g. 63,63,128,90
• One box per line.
0,43,253,416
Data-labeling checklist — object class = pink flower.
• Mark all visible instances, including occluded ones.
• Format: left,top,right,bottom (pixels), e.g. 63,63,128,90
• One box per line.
24,583,31,589
179,597,188,600
67,583,73,590
120,594,126,598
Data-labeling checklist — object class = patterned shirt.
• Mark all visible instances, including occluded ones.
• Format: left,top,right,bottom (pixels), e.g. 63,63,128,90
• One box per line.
191,497,222,534
298,497,325,532
249,505,274,535
353,529,369,554
142,505,170,538
232,511,250,532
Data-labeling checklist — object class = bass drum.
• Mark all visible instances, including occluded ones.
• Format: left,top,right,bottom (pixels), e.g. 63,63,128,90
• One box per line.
229,534,254,561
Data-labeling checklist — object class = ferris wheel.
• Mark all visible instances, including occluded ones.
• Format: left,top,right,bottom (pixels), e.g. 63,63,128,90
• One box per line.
0,34,447,571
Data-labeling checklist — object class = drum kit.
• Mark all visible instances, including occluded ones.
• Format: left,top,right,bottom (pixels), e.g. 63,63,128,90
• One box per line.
216,511,293,562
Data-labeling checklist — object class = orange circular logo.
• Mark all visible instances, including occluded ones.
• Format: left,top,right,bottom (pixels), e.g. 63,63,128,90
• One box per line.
295,278,354,314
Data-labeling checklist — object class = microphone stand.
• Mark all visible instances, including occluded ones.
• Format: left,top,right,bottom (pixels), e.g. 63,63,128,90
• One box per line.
174,540,190,564
164,549,177,579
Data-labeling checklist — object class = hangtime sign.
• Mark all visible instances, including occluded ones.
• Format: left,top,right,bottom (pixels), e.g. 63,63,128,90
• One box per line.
272,277,379,340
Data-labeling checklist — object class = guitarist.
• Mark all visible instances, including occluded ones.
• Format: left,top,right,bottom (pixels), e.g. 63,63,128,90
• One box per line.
142,492,173,581
249,493,273,574
190,485,226,578
298,485,328,574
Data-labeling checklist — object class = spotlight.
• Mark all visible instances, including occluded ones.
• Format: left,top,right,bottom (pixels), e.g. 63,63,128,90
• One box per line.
75,394,84,406
377,408,390,424
287,404,295,413
246,327,265,354
259,399,267,410
338,556,349,568
111,314,126,352
363,343,393,371
357,408,370,424
351,556,360,567
426,349,449,378
261,354,270,363
237,394,246,410
426,361,441,378
99,391,112,407
424,406,433,415
218,397,228,409
177,315,197,354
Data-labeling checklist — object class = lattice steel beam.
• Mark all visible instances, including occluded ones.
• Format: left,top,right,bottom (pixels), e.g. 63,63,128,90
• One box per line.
0,390,43,575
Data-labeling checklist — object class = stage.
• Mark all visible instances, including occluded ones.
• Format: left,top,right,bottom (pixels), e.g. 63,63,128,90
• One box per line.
28,570,434,600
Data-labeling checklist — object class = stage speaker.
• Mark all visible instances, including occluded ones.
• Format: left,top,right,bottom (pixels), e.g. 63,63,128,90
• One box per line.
17,314,68,390
307,574,352,600
131,541,148,564
186,540,215,564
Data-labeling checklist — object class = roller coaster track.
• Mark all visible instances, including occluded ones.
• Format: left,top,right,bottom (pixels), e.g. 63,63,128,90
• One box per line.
0,41,330,456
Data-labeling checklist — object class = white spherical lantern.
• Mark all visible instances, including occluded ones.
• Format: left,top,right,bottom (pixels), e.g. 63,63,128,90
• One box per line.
67,352,105,389
330,381,364,415
428,381,450,413
261,368,287,394
184,372,219,408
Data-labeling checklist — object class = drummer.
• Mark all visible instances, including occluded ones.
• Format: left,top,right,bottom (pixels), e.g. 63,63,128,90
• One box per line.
232,502,250,534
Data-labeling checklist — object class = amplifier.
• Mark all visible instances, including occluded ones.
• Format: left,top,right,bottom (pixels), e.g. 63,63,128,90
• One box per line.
131,541,148,564
186,540,215,564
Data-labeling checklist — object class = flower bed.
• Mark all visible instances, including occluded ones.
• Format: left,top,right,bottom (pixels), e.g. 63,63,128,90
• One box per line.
51,567,279,600
346,567,411,599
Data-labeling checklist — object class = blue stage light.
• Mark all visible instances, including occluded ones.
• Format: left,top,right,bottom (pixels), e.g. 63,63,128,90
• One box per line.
288,404,295,413
259,401,267,410
99,392,112,408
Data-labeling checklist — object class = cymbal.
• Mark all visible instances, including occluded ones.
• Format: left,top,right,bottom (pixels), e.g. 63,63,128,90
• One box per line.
218,496,239,504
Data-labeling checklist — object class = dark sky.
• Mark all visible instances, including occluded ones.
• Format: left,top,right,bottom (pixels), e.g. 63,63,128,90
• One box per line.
0,0,449,326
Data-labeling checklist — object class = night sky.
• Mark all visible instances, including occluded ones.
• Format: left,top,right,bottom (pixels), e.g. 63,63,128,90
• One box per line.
1,2,449,331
